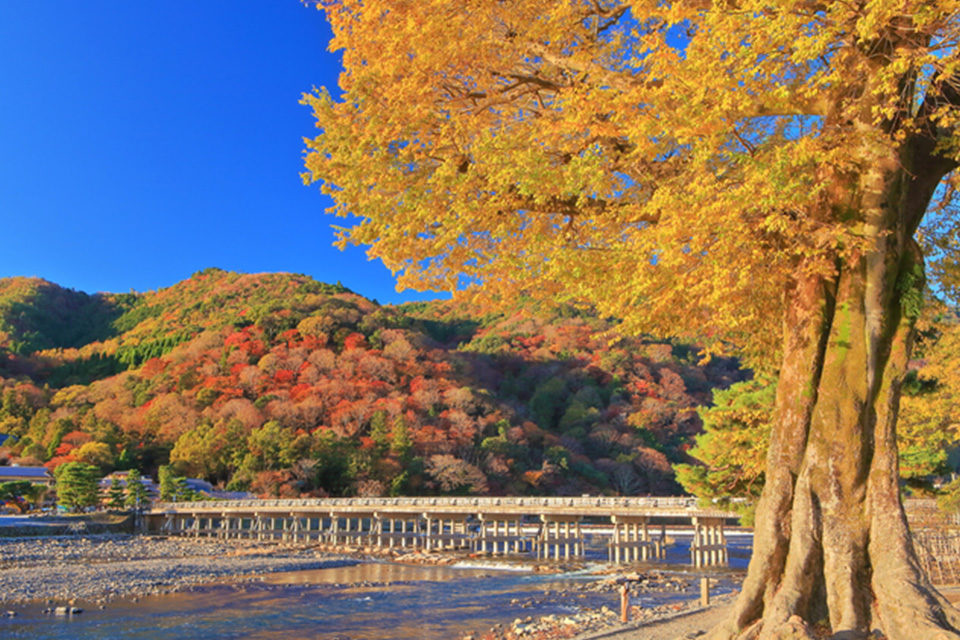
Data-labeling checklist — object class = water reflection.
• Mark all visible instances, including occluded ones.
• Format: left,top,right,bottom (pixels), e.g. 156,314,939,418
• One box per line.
261,561,492,586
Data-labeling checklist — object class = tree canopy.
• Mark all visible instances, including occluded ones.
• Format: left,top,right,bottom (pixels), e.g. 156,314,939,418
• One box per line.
304,1,960,368
54,461,100,512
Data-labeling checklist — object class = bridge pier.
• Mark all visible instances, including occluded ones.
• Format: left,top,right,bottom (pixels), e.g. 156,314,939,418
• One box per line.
329,512,375,547
476,514,527,556
424,513,470,551
609,515,663,563
691,516,728,567
374,511,421,549
538,514,583,560
436,513,471,550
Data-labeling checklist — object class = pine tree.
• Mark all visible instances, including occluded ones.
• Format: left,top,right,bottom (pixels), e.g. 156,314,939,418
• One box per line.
54,462,100,512
158,465,176,502
389,415,412,460
369,410,389,457
173,476,200,502
123,469,149,512
106,477,125,510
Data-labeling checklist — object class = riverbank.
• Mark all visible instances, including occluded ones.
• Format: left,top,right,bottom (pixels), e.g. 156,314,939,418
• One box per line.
573,600,734,640
461,572,738,640
0,513,134,537
0,534,354,605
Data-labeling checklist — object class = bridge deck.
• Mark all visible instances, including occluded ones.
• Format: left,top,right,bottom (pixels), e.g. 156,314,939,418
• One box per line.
148,496,736,520
145,497,737,567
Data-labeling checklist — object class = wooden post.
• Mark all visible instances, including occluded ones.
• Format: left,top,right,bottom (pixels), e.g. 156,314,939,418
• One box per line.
620,584,629,623
614,522,621,564
720,521,728,564
700,577,710,606
706,522,713,565
692,518,701,568
554,521,561,560
641,519,650,561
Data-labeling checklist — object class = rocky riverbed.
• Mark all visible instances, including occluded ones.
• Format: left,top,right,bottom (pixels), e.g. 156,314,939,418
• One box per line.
0,534,354,605
462,571,739,640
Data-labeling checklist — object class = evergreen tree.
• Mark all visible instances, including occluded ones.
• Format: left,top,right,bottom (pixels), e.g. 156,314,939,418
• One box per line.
0,481,34,513
158,465,176,502
389,415,412,460
173,476,203,502
369,410,389,457
106,477,125,510
123,469,149,512
54,462,100,512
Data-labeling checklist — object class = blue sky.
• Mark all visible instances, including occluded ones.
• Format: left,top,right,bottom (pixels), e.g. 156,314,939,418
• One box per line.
0,1,445,304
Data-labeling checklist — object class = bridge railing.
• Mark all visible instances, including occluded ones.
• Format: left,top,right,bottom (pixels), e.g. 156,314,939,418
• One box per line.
153,495,703,512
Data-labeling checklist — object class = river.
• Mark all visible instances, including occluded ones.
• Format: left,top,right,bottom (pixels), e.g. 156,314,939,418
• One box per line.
1,533,750,640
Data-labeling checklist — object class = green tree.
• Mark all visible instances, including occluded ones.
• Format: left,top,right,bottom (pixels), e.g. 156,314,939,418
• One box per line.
389,415,412,460
170,419,246,483
74,441,114,471
54,462,100,512
158,465,176,502
173,476,201,502
158,464,201,502
314,430,356,496
529,378,567,430
0,481,36,513
242,421,300,473
674,378,776,524
106,476,125,510
369,410,390,457
123,469,149,512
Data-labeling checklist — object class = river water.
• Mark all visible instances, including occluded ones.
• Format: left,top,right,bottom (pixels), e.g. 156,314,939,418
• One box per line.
2,534,751,640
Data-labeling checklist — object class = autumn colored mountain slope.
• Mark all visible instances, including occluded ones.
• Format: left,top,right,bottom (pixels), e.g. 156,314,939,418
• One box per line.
0,269,745,497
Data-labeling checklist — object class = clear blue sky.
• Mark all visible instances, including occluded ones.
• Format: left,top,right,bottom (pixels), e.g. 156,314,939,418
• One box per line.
0,1,446,304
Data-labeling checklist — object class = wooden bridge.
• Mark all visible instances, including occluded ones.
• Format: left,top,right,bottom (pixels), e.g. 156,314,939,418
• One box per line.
146,496,738,567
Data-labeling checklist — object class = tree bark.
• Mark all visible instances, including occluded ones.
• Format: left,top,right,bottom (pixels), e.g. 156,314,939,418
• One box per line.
709,148,960,639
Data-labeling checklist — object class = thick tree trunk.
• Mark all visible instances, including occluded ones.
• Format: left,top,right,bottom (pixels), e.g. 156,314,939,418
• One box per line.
709,148,960,639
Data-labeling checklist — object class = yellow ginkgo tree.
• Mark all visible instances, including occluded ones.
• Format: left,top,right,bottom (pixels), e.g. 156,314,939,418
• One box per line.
302,2,960,638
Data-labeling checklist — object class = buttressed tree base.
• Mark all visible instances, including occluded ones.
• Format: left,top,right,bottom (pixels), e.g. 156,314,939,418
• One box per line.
302,2,960,638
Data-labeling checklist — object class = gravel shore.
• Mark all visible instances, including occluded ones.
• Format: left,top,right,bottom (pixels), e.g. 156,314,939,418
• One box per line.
460,570,741,640
0,534,353,605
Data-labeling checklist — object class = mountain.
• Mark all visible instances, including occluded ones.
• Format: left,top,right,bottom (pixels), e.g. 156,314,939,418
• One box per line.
0,277,131,355
0,269,746,497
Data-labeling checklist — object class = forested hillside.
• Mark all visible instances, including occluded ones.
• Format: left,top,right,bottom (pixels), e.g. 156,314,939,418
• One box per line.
0,269,745,497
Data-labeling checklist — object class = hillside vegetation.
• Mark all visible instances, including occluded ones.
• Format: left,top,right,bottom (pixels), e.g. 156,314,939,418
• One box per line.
0,269,745,497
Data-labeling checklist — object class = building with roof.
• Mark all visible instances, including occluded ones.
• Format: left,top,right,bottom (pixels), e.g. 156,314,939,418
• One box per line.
182,478,254,501
98,470,160,502
0,466,53,486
